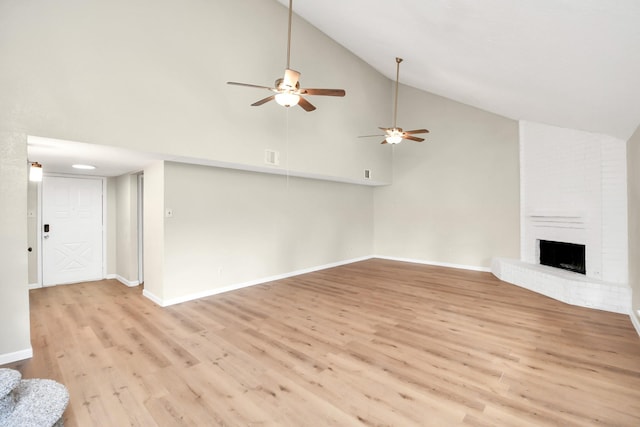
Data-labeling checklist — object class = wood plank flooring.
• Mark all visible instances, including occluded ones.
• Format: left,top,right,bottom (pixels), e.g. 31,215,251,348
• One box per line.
4,259,640,426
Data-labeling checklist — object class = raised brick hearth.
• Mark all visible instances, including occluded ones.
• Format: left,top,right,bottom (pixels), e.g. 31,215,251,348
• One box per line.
492,258,630,314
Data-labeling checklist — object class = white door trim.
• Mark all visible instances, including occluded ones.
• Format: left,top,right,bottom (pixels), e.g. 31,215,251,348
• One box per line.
34,180,43,289
39,173,107,286
137,173,144,285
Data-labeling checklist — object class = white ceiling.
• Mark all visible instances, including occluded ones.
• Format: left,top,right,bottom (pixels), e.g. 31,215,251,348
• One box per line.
280,0,640,141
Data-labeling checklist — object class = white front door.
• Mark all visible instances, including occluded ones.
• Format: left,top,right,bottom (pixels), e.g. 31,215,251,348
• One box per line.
42,176,104,286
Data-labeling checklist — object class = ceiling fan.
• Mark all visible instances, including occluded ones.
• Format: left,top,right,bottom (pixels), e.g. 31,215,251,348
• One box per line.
361,57,429,144
226,0,345,112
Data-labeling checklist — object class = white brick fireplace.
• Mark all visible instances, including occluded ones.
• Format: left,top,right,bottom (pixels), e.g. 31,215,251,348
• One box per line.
492,121,631,314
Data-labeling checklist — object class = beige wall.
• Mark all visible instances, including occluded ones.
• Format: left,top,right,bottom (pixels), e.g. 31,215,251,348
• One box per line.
0,0,391,184
158,162,373,303
374,84,520,268
143,161,166,301
628,125,640,321
116,174,139,283
0,131,31,360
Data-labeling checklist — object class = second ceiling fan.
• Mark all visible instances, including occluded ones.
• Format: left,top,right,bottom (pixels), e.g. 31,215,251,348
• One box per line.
226,0,345,112
361,57,429,144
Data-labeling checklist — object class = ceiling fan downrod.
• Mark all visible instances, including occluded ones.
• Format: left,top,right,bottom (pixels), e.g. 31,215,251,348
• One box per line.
286,0,293,70
393,57,402,129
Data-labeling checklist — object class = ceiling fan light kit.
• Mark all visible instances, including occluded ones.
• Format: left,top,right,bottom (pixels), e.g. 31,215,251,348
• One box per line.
275,92,300,107
385,129,404,145
226,0,345,112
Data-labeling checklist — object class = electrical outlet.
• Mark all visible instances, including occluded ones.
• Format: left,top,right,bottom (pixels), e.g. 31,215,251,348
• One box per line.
165,208,173,218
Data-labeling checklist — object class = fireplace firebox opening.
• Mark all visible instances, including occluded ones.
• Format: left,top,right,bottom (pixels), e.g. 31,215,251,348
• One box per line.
538,240,586,275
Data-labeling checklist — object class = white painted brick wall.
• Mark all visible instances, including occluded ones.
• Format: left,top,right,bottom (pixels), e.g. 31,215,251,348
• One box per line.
519,121,627,284
506,122,631,314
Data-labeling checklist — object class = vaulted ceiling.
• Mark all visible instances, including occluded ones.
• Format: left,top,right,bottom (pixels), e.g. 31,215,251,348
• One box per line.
280,0,640,140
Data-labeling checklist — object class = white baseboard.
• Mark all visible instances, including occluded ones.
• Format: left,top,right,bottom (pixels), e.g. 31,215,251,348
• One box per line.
149,256,374,307
105,274,139,287
374,255,491,272
142,289,164,306
28,283,40,290
0,347,33,365
142,255,493,307
115,275,140,287
631,310,640,337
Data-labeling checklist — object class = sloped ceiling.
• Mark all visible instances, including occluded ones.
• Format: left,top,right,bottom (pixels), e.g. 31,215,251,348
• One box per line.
280,0,640,140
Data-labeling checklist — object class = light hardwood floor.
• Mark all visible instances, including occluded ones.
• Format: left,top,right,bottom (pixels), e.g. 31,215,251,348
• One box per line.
4,259,640,426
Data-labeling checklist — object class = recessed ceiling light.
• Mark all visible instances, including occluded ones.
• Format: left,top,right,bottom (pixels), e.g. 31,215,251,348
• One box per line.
72,164,96,170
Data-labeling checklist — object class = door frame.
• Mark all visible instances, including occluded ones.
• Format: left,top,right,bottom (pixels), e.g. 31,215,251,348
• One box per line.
32,180,43,289
137,173,144,285
37,173,108,287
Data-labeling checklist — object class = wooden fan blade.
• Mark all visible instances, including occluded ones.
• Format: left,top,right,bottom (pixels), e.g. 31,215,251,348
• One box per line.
405,129,430,135
358,134,385,138
297,96,316,112
251,95,275,106
283,69,301,88
380,140,388,145
404,135,425,142
301,88,346,97
227,81,274,91
378,127,393,132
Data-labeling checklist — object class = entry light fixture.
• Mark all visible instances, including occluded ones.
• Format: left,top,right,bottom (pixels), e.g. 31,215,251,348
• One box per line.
72,164,96,170
29,162,43,182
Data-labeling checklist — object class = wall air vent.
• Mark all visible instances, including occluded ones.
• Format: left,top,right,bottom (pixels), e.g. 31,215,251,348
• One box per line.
364,169,371,179
264,149,280,166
